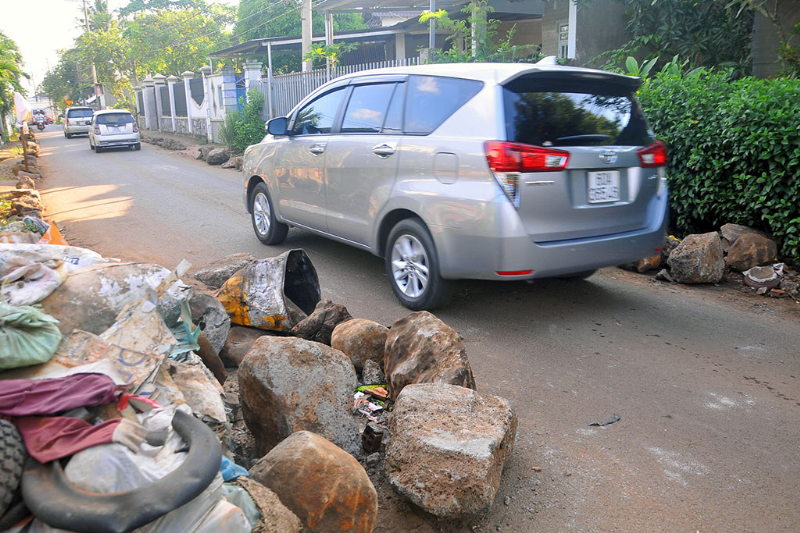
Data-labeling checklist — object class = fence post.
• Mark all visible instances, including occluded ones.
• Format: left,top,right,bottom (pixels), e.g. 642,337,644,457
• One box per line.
152,74,166,132
167,75,179,133
142,77,154,130
200,65,214,143
243,60,262,103
182,71,194,134
221,66,238,115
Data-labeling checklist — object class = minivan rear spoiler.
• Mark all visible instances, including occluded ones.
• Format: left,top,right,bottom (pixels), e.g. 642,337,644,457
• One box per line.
501,66,641,91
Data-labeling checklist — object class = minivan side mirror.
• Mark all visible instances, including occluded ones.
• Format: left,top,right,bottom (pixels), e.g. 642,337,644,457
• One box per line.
267,117,288,136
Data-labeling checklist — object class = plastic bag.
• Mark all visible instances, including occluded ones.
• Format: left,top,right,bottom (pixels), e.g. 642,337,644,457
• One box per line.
0,303,61,370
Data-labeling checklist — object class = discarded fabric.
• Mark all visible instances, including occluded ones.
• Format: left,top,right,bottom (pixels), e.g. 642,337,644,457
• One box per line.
0,303,61,370
0,373,117,416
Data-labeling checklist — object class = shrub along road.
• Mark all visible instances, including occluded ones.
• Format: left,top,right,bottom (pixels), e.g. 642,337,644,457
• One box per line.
37,128,800,531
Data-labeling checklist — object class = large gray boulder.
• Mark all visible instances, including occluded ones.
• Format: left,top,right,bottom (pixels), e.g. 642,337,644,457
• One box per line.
725,232,778,272
250,431,377,533
331,318,388,372
386,384,517,518
384,311,476,400
194,253,258,289
666,232,724,284
206,148,230,165
720,223,771,252
238,336,359,455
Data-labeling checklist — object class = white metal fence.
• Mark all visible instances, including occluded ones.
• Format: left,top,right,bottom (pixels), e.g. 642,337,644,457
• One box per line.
260,57,421,120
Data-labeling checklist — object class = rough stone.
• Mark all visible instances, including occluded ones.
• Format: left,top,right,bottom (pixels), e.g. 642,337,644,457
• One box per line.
222,156,244,169
250,431,378,533
206,148,230,165
384,311,476,400
12,195,43,217
636,253,662,273
291,299,352,346
194,253,258,289
196,331,227,385
189,291,231,355
386,383,517,518
725,232,778,272
361,359,385,386
16,176,36,190
720,223,771,252
17,170,41,181
161,138,187,150
238,336,359,455
666,232,724,284
220,326,272,368
236,477,303,533
331,318,388,372
197,145,215,160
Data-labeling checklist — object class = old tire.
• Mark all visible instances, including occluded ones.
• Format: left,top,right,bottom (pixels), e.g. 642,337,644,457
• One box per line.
0,420,26,517
250,182,288,245
385,218,453,310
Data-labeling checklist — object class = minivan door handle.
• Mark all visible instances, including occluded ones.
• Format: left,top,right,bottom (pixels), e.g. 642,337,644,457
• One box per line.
372,144,395,158
309,144,326,156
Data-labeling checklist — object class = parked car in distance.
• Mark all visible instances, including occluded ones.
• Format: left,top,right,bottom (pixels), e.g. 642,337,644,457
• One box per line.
242,62,669,310
63,106,94,138
89,109,141,153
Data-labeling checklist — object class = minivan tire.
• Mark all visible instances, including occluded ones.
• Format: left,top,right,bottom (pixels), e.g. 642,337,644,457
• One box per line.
134,143,141,151
385,218,453,310
251,182,288,245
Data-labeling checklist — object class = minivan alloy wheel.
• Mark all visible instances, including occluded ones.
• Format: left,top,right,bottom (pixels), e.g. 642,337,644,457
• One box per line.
250,182,288,245
253,191,271,235
391,234,429,298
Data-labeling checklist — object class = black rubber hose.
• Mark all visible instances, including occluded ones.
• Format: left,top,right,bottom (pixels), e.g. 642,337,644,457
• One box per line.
21,410,221,533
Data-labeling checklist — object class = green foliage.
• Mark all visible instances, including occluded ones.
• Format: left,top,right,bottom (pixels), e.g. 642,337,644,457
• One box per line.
220,89,266,153
593,0,753,77
638,71,800,264
0,31,27,137
303,42,358,69
421,1,543,64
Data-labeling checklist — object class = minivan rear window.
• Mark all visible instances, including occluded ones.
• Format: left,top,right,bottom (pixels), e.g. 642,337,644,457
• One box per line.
96,113,134,125
404,76,483,135
503,79,652,147
67,108,94,118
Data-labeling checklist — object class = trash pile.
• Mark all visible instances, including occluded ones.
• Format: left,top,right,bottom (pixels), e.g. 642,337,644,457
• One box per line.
0,241,518,532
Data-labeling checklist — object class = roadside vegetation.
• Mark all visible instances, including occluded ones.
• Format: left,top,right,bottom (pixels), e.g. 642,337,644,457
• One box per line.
0,31,26,142
219,89,266,154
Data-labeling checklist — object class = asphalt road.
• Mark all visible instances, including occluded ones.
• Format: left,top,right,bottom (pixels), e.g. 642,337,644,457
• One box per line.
38,128,800,532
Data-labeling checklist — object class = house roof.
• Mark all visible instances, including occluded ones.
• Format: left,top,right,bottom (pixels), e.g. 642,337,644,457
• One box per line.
314,0,543,16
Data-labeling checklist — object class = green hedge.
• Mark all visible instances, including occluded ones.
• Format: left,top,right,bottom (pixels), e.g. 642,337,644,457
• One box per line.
220,89,267,154
637,71,800,265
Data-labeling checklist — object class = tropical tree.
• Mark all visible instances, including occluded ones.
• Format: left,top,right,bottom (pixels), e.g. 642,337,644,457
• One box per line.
0,31,27,139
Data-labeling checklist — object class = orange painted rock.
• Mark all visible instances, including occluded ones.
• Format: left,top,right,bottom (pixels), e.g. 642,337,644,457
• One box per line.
250,431,378,533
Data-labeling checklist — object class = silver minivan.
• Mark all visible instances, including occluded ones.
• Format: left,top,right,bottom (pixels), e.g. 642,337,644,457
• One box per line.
63,106,94,137
242,63,669,309
89,109,141,152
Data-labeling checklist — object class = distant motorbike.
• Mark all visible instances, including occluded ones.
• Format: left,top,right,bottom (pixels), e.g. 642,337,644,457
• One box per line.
34,117,46,131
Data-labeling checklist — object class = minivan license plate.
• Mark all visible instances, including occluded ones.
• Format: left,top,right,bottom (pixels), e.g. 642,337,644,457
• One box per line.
588,171,620,203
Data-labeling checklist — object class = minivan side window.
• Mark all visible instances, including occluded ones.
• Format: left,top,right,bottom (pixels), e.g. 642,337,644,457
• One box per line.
404,76,483,135
290,88,347,136
341,83,396,134
381,83,405,134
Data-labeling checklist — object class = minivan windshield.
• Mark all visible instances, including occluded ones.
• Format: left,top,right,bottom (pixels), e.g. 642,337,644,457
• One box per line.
67,108,94,118
503,79,652,147
96,113,134,125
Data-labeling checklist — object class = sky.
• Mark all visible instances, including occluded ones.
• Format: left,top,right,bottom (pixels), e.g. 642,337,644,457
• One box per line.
0,0,237,97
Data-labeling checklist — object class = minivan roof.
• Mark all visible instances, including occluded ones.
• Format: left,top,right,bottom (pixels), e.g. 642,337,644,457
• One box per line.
94,109,133,115
338,62,639,89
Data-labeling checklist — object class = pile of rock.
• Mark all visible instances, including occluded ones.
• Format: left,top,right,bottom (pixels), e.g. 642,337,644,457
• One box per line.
195,252,518,528
143,136,187,151
1,136,51,242
192,146,244,170
623,223,798,299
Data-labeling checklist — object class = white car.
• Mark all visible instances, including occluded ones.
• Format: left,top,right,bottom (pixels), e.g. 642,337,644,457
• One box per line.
89,109,141,153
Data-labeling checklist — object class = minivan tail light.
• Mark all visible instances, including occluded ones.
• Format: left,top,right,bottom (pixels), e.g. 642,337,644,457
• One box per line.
66,118,70,125
484,141,569,173
638,141,668,168
94,127,100,135
133,123,139,133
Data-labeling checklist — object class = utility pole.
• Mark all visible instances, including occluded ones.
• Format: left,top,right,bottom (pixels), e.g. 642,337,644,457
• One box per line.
301,0,312,72
82,0,105,109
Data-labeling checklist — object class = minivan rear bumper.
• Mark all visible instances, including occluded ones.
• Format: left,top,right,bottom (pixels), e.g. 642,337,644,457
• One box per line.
433,189,669,280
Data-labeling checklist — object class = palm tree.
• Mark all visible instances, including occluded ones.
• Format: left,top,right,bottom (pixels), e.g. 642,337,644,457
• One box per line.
0,31,27,140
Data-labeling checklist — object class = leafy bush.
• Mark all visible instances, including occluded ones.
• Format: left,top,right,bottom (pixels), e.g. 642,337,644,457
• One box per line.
220,88,266,153
638,71,800,264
